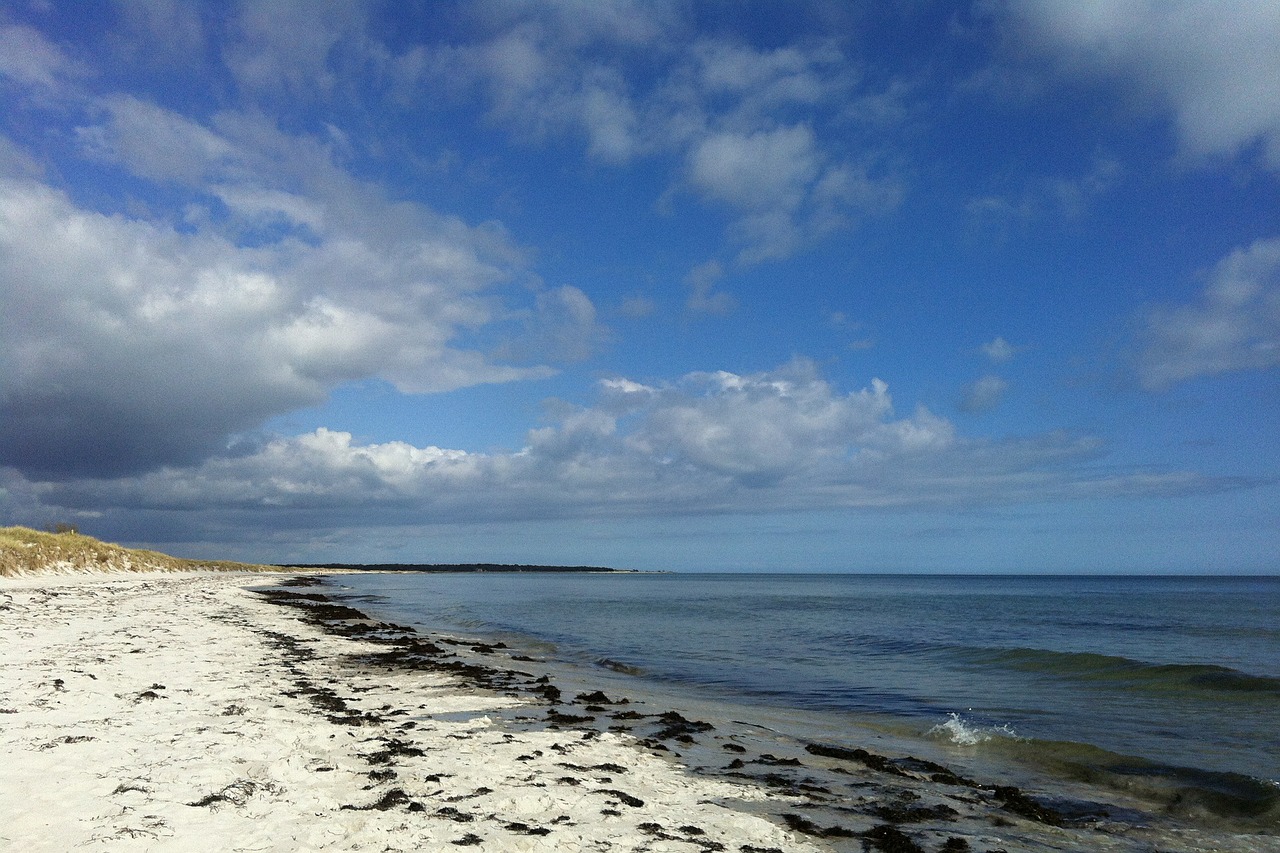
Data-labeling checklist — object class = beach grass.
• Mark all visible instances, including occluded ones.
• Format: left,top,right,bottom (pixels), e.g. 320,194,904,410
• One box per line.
0,526,282,577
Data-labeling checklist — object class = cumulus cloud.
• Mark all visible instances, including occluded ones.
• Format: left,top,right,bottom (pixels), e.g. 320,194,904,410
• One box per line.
1139,237,1280,388
1003,1,1280,167
0,91,606,478
0,175,532,477
11,359,1240,538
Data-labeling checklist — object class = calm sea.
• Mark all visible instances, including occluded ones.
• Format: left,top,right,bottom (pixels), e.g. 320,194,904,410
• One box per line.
327,572,1280,827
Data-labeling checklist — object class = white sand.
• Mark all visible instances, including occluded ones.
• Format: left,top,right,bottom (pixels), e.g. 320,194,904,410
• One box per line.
0,573,818,852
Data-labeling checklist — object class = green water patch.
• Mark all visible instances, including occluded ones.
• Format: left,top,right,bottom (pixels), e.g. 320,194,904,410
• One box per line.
979,733,1280,830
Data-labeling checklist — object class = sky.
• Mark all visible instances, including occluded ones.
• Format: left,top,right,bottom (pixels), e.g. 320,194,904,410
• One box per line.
1,1,1278,573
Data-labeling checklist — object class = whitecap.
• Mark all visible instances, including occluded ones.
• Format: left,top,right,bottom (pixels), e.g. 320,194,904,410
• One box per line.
926,712,1018,745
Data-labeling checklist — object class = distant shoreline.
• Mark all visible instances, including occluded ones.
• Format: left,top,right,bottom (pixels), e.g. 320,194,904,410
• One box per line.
277,562,643,573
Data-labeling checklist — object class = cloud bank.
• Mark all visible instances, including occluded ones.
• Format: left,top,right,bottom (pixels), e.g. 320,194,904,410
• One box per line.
8,360,1239,541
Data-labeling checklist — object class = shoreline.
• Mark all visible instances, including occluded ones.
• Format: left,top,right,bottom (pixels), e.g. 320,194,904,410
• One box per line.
1,573,1272,852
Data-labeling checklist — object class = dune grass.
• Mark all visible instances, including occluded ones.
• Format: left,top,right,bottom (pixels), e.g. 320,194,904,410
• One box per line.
0,526,284,578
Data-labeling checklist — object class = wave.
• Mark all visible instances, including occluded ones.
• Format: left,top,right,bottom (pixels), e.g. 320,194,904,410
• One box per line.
927,712,1021,746
594,657,647,676
959,646,1280,697
928,714,1280,829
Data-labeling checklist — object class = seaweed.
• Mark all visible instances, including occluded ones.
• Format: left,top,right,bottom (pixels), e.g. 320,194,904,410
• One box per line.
861,824,926,853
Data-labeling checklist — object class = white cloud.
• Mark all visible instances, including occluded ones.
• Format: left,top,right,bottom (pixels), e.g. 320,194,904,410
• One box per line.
1139,236,1280,388
223,0,366,98
967,154,1122,229
960,375,1010,413
0,132,42,178
1004,1,1280,167
689,125,820,212
15,359,1238,534
0,24,87,92
0,97,607,477
78,95,235,184
395,9,903,264
690,39,850,123
981,336,1016,363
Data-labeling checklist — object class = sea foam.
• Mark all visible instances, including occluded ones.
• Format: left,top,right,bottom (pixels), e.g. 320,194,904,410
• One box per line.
927,712,1020,746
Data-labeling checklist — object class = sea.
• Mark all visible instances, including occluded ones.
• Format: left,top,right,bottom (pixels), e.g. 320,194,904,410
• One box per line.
325,571,1280,834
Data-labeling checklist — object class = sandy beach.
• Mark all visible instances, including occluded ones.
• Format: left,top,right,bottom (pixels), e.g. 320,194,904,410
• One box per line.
1,572,1270,852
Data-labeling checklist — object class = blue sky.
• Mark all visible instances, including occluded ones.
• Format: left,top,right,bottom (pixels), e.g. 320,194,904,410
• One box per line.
1,1,1277,572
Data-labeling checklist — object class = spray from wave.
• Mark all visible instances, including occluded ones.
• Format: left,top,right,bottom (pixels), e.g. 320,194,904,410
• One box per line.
926,712,1021,746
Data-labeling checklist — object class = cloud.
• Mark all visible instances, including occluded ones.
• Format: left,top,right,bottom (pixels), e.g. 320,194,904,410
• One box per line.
687,125,821,262
1003,1,1280,167
0,11,618,483
0,24,89,93
618,293,656,318
10,358,1244,539
967,154,1122,229
77,95,236,184
0,95,606,478
1138,236,1280,388
981,337,1016,363
223,0,366,98
959,375,1009,413
109,0,206,66
689,125,819,212
684,259,735,314
497,285,610,364
397,7,903,264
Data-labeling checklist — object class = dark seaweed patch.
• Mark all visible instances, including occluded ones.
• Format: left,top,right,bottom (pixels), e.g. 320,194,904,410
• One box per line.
361,738,426,765
547,710,596,725
436,806,476,822
340,788,417,811
780,813,856,838
871,802,959,824
651,710,714,742
805,743,908,777
991,785,1064,826
861,824,926,853
596,788,645,807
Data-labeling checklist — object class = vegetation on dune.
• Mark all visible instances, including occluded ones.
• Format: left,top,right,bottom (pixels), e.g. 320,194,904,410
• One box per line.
0,526,283,578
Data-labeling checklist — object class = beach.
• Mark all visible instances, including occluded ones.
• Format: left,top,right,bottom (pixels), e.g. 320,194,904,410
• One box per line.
1,572,1272,852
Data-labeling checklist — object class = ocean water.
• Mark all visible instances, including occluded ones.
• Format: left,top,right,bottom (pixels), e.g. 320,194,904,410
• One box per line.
327,571,1280,829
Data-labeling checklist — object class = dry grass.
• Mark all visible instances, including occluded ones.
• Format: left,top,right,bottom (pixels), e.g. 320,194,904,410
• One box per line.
0,526,285,578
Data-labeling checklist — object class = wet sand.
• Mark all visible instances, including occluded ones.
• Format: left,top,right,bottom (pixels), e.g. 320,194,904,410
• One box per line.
1,572,1271,852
